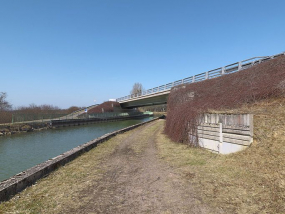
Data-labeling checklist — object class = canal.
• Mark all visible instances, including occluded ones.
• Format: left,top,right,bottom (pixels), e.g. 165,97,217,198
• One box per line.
0,117,153,182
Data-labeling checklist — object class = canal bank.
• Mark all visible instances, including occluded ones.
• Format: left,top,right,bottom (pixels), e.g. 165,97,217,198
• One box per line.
0,117,158,202
0,119,219,214
0,117,154,182
0,112,153,136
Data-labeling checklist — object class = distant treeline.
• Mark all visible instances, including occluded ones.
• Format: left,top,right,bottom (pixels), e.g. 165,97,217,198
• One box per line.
0,104,83,124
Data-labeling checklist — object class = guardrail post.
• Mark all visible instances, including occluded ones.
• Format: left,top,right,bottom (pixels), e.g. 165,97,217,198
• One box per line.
238,62,242,71
192,76,195,83
205,71,209,79
221,67,225,75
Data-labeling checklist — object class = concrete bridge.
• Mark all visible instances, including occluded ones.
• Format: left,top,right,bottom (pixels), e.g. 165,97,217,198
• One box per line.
117,52,285,109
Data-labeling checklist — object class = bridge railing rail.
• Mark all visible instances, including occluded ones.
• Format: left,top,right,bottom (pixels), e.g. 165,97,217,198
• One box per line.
117,52,285,102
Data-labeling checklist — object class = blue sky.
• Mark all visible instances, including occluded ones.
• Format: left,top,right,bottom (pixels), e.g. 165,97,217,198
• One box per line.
1,0,285,108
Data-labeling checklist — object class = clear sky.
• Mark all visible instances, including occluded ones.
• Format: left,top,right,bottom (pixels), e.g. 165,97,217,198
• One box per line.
1,0,285,108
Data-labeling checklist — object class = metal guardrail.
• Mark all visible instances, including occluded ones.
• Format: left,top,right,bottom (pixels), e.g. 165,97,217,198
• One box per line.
83,111,153,119
117,52,285,102
50,112,154,126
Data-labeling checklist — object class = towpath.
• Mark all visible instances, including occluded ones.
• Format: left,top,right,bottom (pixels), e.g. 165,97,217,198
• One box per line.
64,120,218,213
1,120,222,213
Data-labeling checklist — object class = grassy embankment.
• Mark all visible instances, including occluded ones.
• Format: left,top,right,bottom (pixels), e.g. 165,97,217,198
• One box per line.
157,97,285,213
0,98,284,213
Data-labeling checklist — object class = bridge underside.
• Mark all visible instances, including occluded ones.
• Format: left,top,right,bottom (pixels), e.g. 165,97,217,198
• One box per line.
119,92,169,109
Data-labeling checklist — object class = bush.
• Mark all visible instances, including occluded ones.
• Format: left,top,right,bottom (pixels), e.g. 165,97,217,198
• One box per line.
165,55,285,144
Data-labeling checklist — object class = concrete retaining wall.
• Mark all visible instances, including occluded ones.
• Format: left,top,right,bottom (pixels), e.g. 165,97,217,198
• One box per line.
193,114,253,154
0,117,160,203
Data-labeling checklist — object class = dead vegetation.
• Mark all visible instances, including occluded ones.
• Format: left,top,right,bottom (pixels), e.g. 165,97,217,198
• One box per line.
165,55,285,145
0,122,216,214
158,98,285,213
2,54,285,212
0,98,284,213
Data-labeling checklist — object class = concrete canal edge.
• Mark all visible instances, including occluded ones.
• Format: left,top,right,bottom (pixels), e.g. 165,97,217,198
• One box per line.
0,117,160,203
0,113,152,136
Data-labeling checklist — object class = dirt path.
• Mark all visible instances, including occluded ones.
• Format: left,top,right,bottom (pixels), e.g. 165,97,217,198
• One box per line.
63,120,220,214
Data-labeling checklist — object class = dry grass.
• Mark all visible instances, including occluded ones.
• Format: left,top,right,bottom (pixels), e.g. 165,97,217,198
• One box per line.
0,131,133,214
156,98,285,213
130,122,160,154
1,98,284,213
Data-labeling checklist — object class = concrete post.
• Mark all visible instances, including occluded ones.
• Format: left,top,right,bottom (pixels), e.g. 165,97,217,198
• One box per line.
192,76,195,83
221,67,225,75
238,62,242,71
249,114,253,138
219,123,223,142
219,123,223,153
205,71,209,79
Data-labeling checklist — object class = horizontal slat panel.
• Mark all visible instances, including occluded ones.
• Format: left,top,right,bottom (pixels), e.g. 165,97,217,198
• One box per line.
223,124,250,129
199,134,220,141
222,128,251,136
223,137,252,146
198,130,220,137
223,133,252,141
199,123,219,128
198,126,219,132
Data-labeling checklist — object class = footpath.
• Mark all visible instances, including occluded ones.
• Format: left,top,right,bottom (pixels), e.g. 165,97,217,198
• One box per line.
0,120,221,214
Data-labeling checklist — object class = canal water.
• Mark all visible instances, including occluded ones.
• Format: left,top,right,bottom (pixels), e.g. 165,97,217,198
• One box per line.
0,117,153,182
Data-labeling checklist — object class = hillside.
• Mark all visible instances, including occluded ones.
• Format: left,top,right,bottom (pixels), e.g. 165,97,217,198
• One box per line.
158,97,285,213
1,99,284,213
165,55,285,143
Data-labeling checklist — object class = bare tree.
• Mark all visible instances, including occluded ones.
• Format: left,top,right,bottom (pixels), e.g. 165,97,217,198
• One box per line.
0,92,12,111
130,83,144,96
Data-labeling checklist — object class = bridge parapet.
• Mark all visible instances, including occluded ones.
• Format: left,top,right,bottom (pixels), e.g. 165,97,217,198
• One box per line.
117,52,285,104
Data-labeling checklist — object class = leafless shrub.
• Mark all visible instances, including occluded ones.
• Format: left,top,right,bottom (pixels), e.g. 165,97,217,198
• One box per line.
165,55,285,145
130,83,145,96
